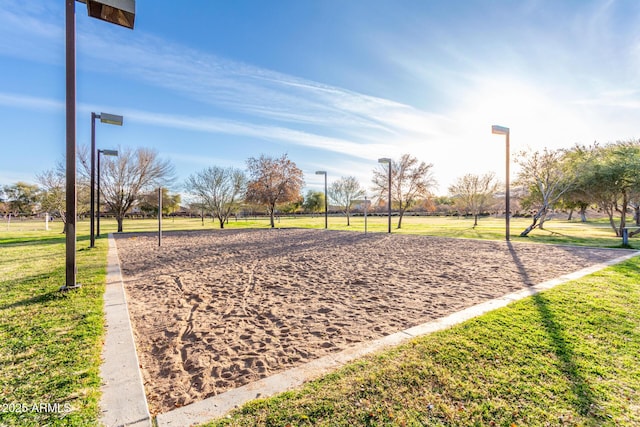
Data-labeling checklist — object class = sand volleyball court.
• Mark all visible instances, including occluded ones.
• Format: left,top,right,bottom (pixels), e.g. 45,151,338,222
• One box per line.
114,229,629,414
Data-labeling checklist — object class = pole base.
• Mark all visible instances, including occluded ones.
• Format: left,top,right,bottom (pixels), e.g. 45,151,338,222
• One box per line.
59,283,82,292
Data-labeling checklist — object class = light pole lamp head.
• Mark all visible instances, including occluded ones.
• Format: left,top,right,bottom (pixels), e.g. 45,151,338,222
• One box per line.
378,157,391,164
98,112,124,126
491,125,509,135
315,171,326,176
79,0,136,29
100,149,119,156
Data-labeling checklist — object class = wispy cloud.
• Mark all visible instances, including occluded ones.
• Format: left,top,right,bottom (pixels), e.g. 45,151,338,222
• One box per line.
121,108,392,161
0,90,394,161
0,92,63,111
2,1,639,192
79,28,450,144
0,5,449,154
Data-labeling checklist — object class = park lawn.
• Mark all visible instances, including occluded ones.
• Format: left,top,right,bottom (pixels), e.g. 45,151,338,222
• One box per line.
8,214,631,248
206,256,640,427
0,231,107,426
3,214,636,248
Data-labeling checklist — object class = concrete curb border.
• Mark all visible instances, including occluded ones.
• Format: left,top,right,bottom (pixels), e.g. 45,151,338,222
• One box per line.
99,234,152,427
155,250,639,427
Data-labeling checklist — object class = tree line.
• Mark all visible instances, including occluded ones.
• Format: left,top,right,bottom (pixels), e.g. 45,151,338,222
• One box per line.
2,139,639,237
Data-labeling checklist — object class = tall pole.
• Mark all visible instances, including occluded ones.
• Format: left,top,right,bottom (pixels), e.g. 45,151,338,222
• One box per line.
364,196,368,234
97,150,102,238
505,131,510,241
315,171,328,229
64,0,78,289
158,187,162,247
90,113,96,247
387,162,391,234
492,125,510,241
323,173,328,229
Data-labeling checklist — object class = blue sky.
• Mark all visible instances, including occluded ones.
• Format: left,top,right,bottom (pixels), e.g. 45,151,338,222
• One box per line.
1,0,639,198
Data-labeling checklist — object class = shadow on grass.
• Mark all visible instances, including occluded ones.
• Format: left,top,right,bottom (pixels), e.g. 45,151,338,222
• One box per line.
0,290,64,311
507,242,597,416
0,234,96,248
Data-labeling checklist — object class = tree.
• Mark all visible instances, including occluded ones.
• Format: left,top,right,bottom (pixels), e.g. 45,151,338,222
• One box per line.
100,147,175,232
280,196,304,214
328,176,364,226
0,187,7,216
515,148,575,237
185,166,246,228
37,162,67,229
302,190,324,216
138,188,181,216
576,141,640,237
448,172,499,227
2,182,41,215
245,154,304,228
371,154,436,229
433,195,455,215
560,145,595,223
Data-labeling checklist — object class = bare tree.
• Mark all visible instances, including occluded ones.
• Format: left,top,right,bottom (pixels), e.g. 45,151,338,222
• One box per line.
448,172,499,227
372,154,436,229
185,166,246,229
328,176,364,226
245,154,304,228
100,147,175,232
516,148,575,237
37,161,67,230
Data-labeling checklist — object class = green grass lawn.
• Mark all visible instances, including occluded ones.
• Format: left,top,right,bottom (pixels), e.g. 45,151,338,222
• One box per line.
0,215,637,426
0,229,107,426
4,213,633,248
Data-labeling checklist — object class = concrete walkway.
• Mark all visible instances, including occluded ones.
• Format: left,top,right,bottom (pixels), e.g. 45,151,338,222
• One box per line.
99,235,152,427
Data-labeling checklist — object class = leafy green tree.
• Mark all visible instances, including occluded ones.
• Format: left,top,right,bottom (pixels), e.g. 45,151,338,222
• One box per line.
328,176,364,226
0,187,6,215
138,188,181,216
280,196,304,214
560,145,595,223
576,141,640,237
303,190,324,216
2,182,41,215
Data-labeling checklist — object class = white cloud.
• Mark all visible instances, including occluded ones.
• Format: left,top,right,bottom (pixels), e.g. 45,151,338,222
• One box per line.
2,1,640,194
0,93,63,111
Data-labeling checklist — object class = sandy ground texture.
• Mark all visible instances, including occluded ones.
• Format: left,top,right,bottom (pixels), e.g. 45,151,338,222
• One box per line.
114,229,632,414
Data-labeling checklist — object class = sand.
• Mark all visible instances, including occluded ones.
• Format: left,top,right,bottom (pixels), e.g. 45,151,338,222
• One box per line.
114,229,630,414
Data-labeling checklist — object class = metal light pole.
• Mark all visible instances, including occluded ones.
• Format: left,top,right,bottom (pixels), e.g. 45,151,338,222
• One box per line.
364,196,368,234
97,149,118,238
492,125,510,241
353,197,370,234
90,113,123,247
315,171,327,229
62,0,135,291
158,187,162,247
378,158,392,233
